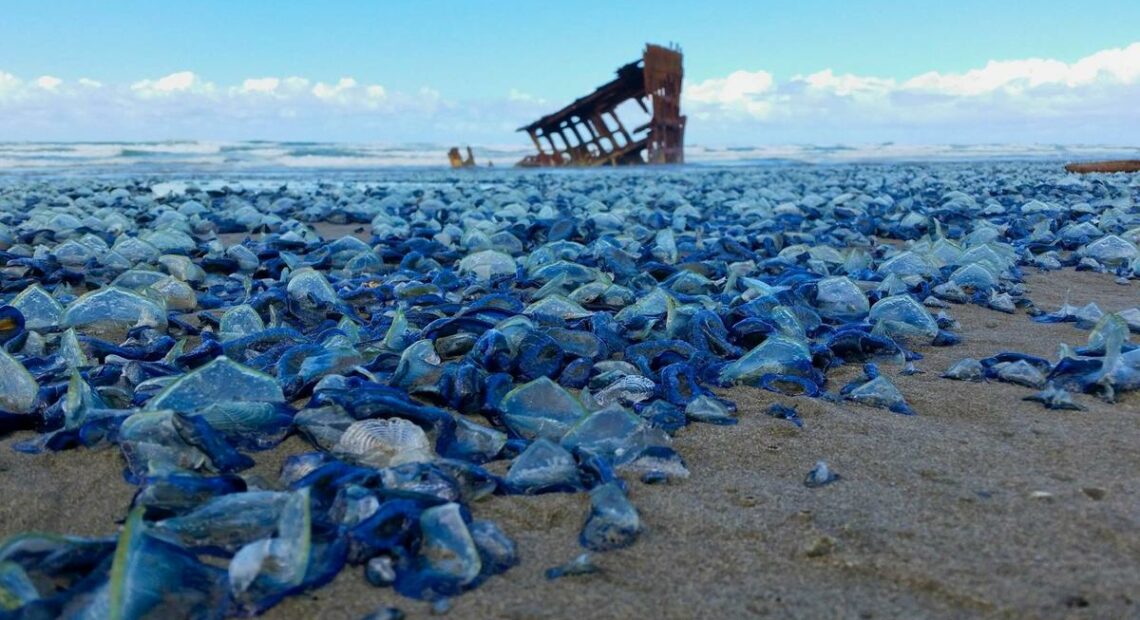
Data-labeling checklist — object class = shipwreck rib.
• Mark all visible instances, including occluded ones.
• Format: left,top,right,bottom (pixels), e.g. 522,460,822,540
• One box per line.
1064,160,1140,174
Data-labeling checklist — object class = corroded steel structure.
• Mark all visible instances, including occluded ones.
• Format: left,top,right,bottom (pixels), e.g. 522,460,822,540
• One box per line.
516,44,685,167
1064,160,1140,174
448,146,476,168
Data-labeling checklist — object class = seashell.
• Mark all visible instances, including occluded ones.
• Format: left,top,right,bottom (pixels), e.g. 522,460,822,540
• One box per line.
333,418,434,468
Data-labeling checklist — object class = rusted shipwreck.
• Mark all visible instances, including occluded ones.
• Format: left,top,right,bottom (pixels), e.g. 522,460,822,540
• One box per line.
516,44,685,167
1064,160,1140,174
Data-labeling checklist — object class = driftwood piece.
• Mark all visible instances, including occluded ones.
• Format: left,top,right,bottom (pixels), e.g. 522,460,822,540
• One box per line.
1064,160,1140,174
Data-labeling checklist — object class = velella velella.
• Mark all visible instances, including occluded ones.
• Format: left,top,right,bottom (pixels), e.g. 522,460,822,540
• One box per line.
499,377,588,441
804,460,841,488
988,360,1048,389
545,553,600,580
146,356,285,413
0,161,1136,617
868,295,939,346
0,347,38,414
10,285,63,330
942,358,985,382
579,482,641,551
841,365,916,415
814,276,870,322
62,286,169,339
718,334,816,387
766,403,803,427
1024,383,1085,411
503,438,582,494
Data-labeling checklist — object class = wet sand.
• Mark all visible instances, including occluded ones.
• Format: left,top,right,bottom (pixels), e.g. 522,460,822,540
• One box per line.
1,268,1137,619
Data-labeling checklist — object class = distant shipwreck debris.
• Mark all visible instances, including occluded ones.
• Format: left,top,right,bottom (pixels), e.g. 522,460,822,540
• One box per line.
1064,160,1140,174
516,43,685,167
448,146,477,168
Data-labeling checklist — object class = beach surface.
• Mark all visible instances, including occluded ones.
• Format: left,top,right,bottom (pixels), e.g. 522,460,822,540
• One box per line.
1,266,1136,620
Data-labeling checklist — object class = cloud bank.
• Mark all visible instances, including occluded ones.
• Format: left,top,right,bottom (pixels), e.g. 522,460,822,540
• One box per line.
684,42,1140,144
2,42,1139,144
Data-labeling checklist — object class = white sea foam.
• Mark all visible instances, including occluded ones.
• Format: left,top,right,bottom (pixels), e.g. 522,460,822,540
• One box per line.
0,141,1134,174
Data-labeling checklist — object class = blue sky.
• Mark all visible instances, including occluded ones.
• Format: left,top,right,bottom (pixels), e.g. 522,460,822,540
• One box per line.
2,1,1139,144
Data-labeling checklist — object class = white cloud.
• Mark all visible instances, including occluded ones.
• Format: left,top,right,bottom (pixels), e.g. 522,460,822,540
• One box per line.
686,70,776,119
240,77,280,93
282,76,310,91
0,68,456,141
1,41,1139,144
312,77,357,100
687,70,774,104
799,69,894,97
0,71,22,97
682,41,1140,143
131,71,213,96
35,75,62,90
508,88,545,104
903,43,1140,96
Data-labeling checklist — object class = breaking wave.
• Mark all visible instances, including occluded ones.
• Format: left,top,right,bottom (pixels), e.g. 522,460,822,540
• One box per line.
0,141,1135,175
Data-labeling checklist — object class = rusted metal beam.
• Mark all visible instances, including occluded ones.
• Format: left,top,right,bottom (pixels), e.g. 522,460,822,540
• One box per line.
1065,160,1140,173
448,146,476,168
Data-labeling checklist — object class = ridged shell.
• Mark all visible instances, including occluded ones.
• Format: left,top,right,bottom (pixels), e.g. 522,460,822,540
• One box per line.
333,418,433,467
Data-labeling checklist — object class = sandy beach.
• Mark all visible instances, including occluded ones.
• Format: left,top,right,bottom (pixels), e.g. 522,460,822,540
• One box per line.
4,3,1140,617
1,264,1135,620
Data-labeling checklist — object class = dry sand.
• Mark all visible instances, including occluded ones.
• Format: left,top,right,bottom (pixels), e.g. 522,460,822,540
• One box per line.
1,268,1137,620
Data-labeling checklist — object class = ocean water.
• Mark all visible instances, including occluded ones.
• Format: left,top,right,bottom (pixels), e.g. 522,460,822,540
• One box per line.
0,141,1135,175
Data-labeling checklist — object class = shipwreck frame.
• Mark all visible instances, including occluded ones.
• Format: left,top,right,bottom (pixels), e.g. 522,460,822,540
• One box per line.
516,44,686,167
